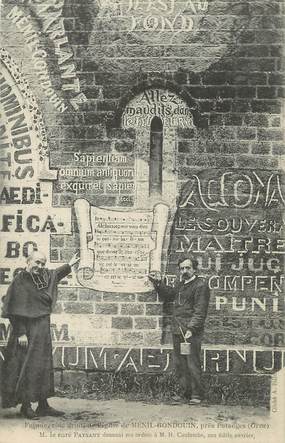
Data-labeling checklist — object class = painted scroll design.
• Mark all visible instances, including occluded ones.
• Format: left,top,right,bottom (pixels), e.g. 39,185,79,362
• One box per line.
75,199,169,292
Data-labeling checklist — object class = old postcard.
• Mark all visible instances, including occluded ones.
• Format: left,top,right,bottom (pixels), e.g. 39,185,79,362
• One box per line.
0,0,284,442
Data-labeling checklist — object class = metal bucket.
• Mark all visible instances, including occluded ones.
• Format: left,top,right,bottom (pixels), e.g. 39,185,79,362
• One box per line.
180,342,191,355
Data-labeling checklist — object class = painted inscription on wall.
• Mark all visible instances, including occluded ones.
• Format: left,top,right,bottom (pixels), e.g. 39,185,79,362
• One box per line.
7,3,87,111
0,342,283,374
168,168,285,348
122,89,193,128
98,0,209,33
179,171,285,211
0,54,72,296
58,152,135,201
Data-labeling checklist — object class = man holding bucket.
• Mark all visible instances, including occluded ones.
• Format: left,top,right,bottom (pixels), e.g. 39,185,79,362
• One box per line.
149,255,210,405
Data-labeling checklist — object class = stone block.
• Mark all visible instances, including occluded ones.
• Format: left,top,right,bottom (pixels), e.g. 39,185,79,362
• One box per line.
95,303,118,315
94,72,119,84
120,304,145,315
223,114,243,126
239,58,276,72
146,304,163,316
177,140,206,154
103,86,125,99
172,71,188,84
107,128,136,139
215,101,232,113
81,58,100,72
251,142,271,155
93,196,117,207
112,317,133,329
209,114,224,126
63,18,75,31
110,331,121,346
58,289,78,302
137,292,158,303
185,154,235,168
252,100,281,114
257,87,277,99
236,127,257,140
244,114,269,127
50,249,60,261
202,71,227,85
238,45,270,58
188,86,218,99
235,155,278,170
211,126,237,140
143,331,163,346
217,86,236,99
188,72,201,84
50,236,65,247
83,86,102,99
77,71,95,85
231,100,251,112
103,293,136,302
269,116,281,127
78,289,102,302
114,140,134,152
178,141,192,153
119,332,144,345
97,100,118,112
270,46,283,57
227,72,248,85
177,128,197,139
268,73,285,85
68,31,89,45
272,143,285,155
64,302,94,314
236,86,256,98
81,112,107,125
199,100,216,112
134,318,158,329
255,30,283,44
257,128,284,141
216,141,249,154
85,124,106,139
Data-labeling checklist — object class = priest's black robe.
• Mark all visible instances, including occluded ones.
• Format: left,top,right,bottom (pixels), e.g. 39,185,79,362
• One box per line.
1,264,71,408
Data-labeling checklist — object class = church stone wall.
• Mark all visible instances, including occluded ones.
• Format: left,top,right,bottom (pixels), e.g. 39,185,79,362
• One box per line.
0,0,284,405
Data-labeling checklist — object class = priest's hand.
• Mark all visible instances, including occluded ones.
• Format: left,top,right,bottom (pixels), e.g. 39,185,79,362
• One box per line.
69,251,80,267
18,334,28,348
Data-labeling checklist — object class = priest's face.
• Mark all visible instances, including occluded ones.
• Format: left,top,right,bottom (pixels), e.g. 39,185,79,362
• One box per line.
27,252,47,275
179,259,195,282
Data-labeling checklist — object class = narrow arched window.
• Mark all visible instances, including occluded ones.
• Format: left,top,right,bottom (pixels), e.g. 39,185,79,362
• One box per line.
149,116,163,196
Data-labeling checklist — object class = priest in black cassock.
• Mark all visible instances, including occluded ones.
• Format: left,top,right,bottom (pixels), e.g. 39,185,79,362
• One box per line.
1,250,79,419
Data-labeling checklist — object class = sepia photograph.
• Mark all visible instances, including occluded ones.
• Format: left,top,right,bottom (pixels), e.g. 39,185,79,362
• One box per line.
0,1,284,442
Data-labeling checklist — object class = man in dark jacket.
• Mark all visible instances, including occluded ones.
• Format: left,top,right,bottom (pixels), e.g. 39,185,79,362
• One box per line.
149,255,210,404
1,250,79,419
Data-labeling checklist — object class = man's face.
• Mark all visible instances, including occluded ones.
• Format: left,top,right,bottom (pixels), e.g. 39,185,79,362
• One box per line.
179,259,195,282
27,253,46,275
